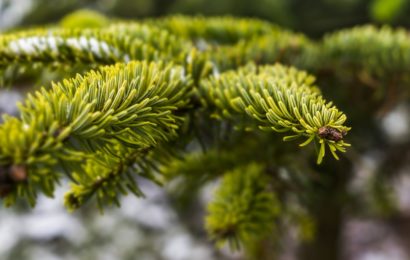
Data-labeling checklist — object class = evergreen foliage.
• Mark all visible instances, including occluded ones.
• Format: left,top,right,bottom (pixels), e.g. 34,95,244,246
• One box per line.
322,25,410,78
199,63,350,164
1,12,407,255
206,163,280,250
0,61,192,208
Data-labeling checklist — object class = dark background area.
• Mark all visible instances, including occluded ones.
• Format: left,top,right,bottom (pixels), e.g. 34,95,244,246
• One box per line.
2,0,410,36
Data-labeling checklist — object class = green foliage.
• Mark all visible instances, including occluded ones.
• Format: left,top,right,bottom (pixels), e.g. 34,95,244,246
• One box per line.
0,23,189,84
60,9,110,29
370,0,407,23
150,15,316,71
0,61,192,208
208,32,316,71
205,163,280,249
64,147,147,212
1,5,410,259
323,25,410,76
200,63,350,164
322,24,410,113
8,13,408,256
150,15,274,44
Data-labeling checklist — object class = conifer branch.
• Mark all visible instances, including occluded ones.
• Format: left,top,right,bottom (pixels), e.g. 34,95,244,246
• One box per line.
0,61,192,207
323,25,410,76
150,16,315,72
0,24,190,84
64,146,147,212
0,15,355,212
322,25,410,113
206,163,280,249
199,63,350,164
151,15,274,44
208,32,315,71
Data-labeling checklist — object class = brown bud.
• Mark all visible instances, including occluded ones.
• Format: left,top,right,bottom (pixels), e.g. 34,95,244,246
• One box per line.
9,165,27,182
318,126,345,142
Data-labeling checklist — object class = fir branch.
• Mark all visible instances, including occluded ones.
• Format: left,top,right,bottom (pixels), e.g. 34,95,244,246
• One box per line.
150,15,274,45
0,23,190,84
322,25,410,114
206,163,280,249
199,63,350,164
0,61,192,206
64,146,147,212
208,31,315,71
323,25,410,76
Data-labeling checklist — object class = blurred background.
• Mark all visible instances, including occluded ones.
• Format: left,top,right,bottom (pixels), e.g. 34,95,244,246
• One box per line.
1,0,410,259
2,0,410,36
